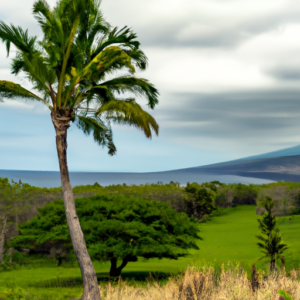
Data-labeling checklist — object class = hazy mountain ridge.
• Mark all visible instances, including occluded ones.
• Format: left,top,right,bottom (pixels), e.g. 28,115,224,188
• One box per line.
166,155,300,182
236,144,300,161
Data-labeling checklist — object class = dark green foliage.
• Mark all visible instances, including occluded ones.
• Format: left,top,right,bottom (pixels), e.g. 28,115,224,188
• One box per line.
184,182,217,221
0,80,43,102
256,196,288,271
289,206,300,215
8,194,201,276
0,178,37,234
73,181,186,213
232,183,258,206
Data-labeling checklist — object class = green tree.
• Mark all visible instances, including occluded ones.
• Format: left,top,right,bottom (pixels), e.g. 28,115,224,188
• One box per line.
0,178,32,263
232,183,258,206
0,0,159,298
256,196,288,272
8,194,201,277
184,182,217,221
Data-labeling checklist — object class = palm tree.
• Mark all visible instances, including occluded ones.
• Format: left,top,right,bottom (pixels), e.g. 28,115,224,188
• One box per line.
256,196,288,272
0,0,159,299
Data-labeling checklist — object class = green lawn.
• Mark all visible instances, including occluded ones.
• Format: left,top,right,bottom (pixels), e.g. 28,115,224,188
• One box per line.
196,205,300,272
95,205,300,274
1,205,300,299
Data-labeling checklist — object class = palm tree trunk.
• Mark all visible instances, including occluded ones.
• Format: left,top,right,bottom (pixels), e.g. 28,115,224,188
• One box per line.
52,112,100,300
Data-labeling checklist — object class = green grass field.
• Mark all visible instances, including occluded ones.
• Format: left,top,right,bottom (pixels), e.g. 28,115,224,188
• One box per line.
1,205,300,299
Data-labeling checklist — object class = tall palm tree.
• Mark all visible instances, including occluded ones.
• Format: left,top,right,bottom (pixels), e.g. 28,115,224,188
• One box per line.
0,0,159,299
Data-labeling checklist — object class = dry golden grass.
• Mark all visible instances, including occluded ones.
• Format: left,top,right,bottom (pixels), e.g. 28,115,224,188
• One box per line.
99,266,300,300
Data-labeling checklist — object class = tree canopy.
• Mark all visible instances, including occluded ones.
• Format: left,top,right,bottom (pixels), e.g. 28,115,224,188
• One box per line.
184,182,219,221
232,183,258,206
8,194,201,276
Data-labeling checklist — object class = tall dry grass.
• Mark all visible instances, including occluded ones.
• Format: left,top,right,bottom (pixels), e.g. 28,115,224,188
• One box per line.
99,266,300,300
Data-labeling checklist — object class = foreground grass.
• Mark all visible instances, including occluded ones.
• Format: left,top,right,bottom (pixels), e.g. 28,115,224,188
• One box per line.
1,265,300,300
1,205,300,299
0,267,83,299
99,266,300,300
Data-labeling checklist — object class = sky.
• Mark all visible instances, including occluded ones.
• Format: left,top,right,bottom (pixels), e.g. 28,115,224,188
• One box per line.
0,0,300,172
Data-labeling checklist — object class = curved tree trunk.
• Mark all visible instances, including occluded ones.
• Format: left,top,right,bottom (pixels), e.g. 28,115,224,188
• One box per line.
109,257,128,277
52,111,101,300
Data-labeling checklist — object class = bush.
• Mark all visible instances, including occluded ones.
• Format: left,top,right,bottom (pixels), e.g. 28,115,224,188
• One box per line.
184,182,217,221
289,206,300,216
232,183,257,206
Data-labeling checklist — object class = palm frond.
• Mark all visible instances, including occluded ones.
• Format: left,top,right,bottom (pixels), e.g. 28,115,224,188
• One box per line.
83,46,135,80
122,48,148,70
95,76,159,108
33,0,52,26
0,21,37,56
75,115,116,155
96,99,159,138
0,80,52,110
92,26,140,59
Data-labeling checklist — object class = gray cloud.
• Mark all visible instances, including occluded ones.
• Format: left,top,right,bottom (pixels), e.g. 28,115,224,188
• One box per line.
1,0,299,51
156,90,300,141
104,3,300,49
266,66,300,81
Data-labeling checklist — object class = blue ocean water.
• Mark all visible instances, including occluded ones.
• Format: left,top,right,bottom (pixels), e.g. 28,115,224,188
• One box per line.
0,169,273,188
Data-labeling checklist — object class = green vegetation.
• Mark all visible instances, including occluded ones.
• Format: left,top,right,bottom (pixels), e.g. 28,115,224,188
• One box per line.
1,179,300,299
0,205,300,299
5,205,300,273
184,182,218,221
1,179,300,219
196,206,300,273
0,266,83,299
256,196,288,271
232,183,258,206
8,195,200,276
0,178,38,263
278,289,293,300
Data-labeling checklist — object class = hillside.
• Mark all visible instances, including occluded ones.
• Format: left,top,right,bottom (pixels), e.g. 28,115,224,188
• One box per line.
237,144,300,160
165,155,300,182
161,144,300,183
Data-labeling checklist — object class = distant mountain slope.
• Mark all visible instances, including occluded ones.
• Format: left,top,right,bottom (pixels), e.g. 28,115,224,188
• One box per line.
238,144,300,161
165,155,300,182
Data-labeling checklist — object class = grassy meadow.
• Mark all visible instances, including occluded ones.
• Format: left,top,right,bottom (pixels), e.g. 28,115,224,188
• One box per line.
1,205,300,299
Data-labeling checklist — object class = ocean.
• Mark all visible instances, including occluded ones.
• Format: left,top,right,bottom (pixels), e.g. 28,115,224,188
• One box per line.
0,169,273,188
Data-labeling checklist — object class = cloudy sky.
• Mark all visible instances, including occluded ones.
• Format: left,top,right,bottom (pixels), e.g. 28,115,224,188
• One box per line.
0,0,300,172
